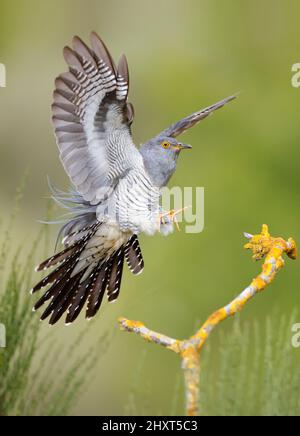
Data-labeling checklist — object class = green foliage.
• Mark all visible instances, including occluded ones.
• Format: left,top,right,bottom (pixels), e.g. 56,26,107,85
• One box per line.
0,185,110,416
200,313,300,416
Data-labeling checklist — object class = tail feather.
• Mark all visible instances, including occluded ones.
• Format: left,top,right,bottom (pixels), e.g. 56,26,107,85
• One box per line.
48,276,84,324
107,247,125,303
44,273,84,323
35,223,97,272
32,221,145,323
34,275,69,310
32,222,99,293
31,253,78,294
125,235,144,275
65,273,96,324
40,275,78,321
85,262,110,319
35,244,77,271
62,220,99,246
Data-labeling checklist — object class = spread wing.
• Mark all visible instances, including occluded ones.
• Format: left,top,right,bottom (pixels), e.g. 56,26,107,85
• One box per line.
159,94,237,138
52,32,142,206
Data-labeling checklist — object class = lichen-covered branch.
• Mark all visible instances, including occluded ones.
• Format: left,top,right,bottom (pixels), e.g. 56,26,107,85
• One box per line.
118,225,297,416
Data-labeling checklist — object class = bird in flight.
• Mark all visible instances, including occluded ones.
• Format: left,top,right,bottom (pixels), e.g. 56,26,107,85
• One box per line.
32,32,236,324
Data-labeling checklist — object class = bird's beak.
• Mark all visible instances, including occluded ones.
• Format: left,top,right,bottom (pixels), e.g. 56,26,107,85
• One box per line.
179,143,192,150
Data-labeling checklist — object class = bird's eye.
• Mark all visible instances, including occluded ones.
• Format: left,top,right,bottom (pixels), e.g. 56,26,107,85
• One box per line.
161,141,170,149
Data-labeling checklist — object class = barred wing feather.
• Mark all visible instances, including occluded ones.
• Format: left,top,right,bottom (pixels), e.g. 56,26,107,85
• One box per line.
159,94,237,138
52,33,154,213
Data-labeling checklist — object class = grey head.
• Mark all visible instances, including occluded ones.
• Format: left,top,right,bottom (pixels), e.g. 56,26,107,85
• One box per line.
140,94,237,188
140,136,191,188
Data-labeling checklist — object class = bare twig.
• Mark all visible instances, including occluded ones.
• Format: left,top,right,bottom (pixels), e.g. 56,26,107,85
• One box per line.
118,224,297,416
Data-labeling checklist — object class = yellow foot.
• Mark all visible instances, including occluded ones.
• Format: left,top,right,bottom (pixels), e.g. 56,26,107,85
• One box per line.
159,207,189,231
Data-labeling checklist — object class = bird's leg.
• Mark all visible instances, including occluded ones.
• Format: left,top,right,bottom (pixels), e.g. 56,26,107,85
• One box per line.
159,207,189,231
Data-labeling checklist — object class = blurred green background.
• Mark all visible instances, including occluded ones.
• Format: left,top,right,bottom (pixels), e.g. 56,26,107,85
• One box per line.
1,0,300,415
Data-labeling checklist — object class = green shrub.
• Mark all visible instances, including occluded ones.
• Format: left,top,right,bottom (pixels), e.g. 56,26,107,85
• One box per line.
0,183,110,416
200,313,300,416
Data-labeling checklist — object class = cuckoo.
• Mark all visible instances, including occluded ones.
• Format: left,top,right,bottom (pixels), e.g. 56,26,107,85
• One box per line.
32,32,236,324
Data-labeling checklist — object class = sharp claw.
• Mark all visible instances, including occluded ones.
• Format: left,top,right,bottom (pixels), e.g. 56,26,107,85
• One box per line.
174,216,181,231
159,206,189,232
